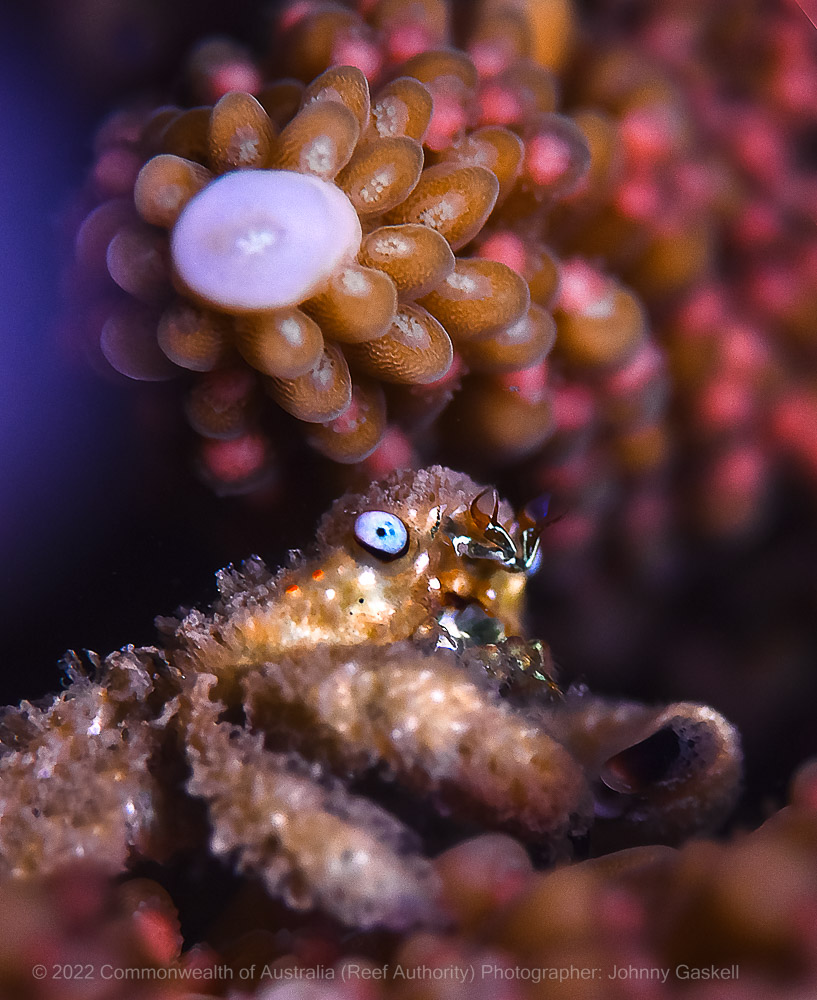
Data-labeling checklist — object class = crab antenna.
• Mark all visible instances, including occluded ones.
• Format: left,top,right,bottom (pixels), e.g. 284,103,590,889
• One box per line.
470,488,500,533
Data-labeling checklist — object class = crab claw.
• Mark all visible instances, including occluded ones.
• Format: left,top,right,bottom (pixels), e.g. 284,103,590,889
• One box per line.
549,695,742,850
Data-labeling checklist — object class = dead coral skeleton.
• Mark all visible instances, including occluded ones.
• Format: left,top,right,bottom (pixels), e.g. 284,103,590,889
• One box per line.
0,467,740,928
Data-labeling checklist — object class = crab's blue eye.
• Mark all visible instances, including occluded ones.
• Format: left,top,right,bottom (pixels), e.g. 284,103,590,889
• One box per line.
354,511,410,560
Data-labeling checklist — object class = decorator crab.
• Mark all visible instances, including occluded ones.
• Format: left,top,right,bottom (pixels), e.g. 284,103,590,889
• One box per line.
0,468,740,929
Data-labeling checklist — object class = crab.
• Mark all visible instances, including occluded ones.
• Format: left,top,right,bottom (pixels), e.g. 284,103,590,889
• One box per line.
0,467,741,930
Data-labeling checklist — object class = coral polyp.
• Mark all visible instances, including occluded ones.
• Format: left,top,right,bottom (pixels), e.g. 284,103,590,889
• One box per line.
170,170,363,314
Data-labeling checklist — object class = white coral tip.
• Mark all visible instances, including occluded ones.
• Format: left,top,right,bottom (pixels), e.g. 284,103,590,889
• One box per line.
170,170,362,313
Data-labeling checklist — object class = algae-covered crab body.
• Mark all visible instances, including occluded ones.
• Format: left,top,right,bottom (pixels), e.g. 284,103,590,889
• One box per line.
0,468,740,929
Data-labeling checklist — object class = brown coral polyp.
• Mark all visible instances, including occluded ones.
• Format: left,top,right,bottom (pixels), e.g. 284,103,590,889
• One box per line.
447,368,556,459
306,378,387,461
302,264,398,343
276,98,360,178
438,124,525,203
554,259,646,369
156,300,230,372
458,302,557,372
264,341,353,423
418,257,531,341
133,153,212,228
522,113,591,195
369,75,434,141
234,308,325,379
336,135,424,214
384,162,499,250
303,63,372,130
344,303,454,384
105,224,170,303
207,91,277,172
358,223,455,299
100,302,177,382
184,367,258,439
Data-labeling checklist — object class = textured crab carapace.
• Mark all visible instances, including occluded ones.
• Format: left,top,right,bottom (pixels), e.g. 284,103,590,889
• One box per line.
0,468,741,930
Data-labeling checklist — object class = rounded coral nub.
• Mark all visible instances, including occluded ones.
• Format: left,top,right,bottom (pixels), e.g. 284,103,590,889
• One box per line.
170,169,362,313
359,224,455,300
157,300,229,372
307,379,387,462
303,65,372,132
303,264,397,343
419,258,530,341
207,91,277,172
235,307,324,378
344,303,453,384
557,286,646,369
448,374,555,457
370,76,434,141
458,303,557,373
134,154,212,229
336,136,424,215
265,341,353,423
384,163,499,251
275,100,360,179
101,304,179,382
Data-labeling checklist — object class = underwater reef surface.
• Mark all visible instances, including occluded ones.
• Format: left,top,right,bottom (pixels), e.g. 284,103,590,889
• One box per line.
0,466,754,997
0,469,812,999
2,768,817,999
2,0,817,997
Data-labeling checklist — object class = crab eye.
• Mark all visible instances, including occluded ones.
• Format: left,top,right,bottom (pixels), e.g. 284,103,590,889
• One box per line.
354,511,410,560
